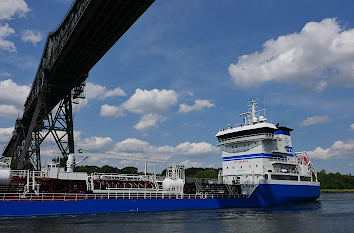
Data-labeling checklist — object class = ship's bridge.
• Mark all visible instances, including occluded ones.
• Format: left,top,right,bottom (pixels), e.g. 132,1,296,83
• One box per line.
216,122,277,146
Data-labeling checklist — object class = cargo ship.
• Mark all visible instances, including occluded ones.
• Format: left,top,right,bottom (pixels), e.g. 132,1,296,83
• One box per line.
0,100,320,216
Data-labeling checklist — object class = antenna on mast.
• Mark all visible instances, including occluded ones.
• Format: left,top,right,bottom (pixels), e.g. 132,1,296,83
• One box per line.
240,99,267,125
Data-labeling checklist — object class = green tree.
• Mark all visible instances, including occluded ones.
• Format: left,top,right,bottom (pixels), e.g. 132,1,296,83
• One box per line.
120,167,138,174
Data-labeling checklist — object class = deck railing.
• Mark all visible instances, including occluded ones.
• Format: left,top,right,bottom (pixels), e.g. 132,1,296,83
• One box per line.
0,192,246,201
269,157,300,165
272,168,299,175
11,170,48,179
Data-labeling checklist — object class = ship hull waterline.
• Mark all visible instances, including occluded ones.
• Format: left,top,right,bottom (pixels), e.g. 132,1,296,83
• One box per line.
0,184,320,217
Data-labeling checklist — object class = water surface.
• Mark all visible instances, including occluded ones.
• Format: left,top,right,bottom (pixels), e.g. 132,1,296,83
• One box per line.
0,193,353,233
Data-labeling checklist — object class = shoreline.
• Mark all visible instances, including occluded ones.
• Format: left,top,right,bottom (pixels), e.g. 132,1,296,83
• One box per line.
321,189,354,193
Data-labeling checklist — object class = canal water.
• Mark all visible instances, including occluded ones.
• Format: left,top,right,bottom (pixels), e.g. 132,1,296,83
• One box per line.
0,193,353,233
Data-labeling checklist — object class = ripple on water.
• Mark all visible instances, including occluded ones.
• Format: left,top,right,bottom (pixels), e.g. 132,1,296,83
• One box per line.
0,193,353,233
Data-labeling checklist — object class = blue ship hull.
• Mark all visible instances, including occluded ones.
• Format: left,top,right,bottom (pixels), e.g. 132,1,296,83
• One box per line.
0,184,320,216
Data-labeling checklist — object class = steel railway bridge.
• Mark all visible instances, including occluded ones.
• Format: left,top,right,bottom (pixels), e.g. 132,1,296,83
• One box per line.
1,0,154,170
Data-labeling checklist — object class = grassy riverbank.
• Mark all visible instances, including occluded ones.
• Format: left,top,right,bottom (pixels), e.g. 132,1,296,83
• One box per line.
320,189,354,193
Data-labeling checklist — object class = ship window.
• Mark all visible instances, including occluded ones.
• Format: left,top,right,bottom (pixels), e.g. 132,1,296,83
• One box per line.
233,167,234,169
241,166,242,168
271,175,298,181
256,165,258,167
300,176,311,181
227,167,228,169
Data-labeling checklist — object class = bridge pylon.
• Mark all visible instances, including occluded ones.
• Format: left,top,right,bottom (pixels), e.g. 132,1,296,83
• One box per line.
15,83,85,170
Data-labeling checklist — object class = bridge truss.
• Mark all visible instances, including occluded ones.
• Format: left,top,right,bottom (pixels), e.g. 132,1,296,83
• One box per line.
2,0,155,170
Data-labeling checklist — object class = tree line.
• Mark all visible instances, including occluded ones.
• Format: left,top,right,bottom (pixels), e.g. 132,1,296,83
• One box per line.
74,165,354,189
318,169,354,189
75,165,138,174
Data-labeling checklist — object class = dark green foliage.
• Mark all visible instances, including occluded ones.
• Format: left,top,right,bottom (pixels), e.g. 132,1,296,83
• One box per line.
74,165,354,189
75,165,99,173
160,169,166,176
120,167,138,174
100,165,119,173
185,167,220,179
74,165,138,174
10,158,19,169
185,168,205,177
318,169,354,189
160,167,220,179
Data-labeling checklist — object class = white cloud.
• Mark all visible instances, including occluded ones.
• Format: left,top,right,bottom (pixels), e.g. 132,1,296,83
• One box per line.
0,104,20,117
178,99,215,114
300,115,330,126
175,142,219,155
39,130,113,155
100,88,178,131
77,82,126,108
134,113,165,131
0,79,30,106
229,18,354,89
100,104,122,117
76,136,113,152
114,138,151,153
114,138,219,160
21,30,43,46
0,0,30,52
0,72,11,77
121,88,178,115
0,23,16,52
0,0,30,20
180,160,202,168
85,82,126,100
0,127,13,142
0,79,30,117
308,139,354,160
103,87,126,99
350,123,354,131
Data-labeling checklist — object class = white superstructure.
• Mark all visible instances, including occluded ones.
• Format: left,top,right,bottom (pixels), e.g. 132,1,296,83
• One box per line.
216,100,318,193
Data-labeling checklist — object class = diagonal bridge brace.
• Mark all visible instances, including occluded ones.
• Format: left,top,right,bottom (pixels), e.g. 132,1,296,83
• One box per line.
17,97,43,169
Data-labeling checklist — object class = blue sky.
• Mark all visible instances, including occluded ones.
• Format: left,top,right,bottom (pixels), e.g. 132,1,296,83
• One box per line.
1,0,354,173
